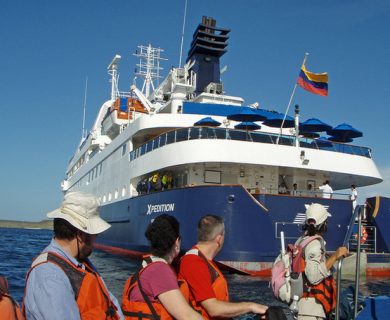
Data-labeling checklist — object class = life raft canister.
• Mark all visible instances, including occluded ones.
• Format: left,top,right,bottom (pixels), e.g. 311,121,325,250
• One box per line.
24,252,120,320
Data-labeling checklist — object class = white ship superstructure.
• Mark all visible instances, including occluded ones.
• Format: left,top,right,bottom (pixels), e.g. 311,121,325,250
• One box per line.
59,16,383,275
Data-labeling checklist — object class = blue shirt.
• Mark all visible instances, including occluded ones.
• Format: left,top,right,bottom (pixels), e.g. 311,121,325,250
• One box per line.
24,239,124,320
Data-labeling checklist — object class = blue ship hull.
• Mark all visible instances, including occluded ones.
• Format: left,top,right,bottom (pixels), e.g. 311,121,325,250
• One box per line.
97,185,353,272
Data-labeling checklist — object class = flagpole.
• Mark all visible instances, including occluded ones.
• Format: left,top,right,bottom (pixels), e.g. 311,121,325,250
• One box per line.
276,53,309,144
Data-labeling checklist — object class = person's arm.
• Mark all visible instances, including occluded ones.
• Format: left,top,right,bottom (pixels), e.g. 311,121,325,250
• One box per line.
325,246,348,270
158,289,203,320
24,263,81,320
200,298,267,318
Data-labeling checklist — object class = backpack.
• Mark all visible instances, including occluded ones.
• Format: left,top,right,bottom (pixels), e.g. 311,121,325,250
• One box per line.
271,235,321,304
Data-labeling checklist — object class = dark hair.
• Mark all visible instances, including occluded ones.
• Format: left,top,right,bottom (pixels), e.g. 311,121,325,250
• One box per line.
145,214,180,257
302,220,328,236
53,218,79,240
198,215,224,242
351,184,356,188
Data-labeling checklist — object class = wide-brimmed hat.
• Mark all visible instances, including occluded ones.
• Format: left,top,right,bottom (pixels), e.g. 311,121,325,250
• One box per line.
47,191,111,234
306,203,331,226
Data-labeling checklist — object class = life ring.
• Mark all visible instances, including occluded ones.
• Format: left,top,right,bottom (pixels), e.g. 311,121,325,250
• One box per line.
354,226,368,244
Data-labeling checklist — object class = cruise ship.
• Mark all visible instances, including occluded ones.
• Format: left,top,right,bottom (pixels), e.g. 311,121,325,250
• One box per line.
61,16,387,275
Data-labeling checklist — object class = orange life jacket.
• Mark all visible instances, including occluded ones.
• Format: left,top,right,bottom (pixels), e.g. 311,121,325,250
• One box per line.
0,276,24,320
180,247,229,320
24,252,120,320
122,256,189,320
301,239,337,319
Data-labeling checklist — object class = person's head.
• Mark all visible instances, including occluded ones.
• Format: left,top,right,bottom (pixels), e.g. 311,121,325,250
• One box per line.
303,203,330,236
198,215,225,252
145,214,180,261
0,275,8,300
324,180,329,185
351,184,356,189
307,184,312,190
48,191,111,261
293,183,297,189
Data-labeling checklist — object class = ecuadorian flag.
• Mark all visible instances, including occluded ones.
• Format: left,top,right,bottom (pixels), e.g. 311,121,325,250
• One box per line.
297,63,328,96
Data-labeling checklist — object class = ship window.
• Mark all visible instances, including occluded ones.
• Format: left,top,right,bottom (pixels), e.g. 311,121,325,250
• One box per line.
122,144,127,156
122,186,126,197
114,189,118,199
95,166,98,178
103,195,106,203
99,163,102,174
176,129,187,142
88,172,91,183
166,131,175,144
108,193,112,201
204,170,221,184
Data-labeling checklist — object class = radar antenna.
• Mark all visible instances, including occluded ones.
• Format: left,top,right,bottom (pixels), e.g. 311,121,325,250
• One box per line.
134,44,167,98
107,54,121,100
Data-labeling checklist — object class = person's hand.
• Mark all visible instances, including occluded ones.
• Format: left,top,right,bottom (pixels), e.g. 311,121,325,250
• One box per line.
250,302,268,315
335,246,348,260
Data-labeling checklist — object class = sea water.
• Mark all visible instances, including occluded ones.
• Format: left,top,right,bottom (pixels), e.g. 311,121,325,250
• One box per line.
1,228,389,316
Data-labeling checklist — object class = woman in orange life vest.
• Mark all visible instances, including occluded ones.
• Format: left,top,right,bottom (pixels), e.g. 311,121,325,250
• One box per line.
297,203,349,320
0,276,24,320
122,214,203,320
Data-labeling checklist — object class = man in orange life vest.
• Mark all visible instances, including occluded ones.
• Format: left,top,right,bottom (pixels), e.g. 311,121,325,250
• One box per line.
23,191,124,320
178,215,268,319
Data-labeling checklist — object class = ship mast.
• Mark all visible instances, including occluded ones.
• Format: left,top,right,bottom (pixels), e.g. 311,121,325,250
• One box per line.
107,54,121,100
134,44,166,98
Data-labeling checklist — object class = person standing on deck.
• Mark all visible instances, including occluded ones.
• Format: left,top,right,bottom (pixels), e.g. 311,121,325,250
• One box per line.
350,185,358,213
23,191,124,320
178,215,268,319
318,181,333,199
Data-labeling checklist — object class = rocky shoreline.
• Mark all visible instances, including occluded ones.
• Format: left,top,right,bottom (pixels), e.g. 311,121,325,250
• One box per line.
0,219,53,230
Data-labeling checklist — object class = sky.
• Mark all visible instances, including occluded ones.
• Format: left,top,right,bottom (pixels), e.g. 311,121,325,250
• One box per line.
1,0,389,221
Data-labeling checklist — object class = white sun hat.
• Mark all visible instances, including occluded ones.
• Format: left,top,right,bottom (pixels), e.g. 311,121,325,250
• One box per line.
47,191,111,234
305,203,331,226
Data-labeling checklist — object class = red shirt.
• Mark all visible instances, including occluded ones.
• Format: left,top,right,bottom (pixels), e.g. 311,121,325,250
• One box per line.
179,253,216,302
130,261,179,302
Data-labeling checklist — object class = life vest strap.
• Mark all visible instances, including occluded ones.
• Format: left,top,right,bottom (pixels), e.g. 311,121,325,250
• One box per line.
122,310,157,319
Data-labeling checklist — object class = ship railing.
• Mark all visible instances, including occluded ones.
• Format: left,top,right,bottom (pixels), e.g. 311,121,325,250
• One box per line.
129,127,372,162
348,225,377,253
261,187,351,200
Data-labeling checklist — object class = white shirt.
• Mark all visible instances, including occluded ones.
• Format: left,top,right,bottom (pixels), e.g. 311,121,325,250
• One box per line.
319,184,333,199
351,188,357,201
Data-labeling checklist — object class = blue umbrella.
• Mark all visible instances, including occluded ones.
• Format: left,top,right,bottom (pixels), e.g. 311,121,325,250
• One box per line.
234,121,261,131
300,118,332,132
327,123,363,140
263,113,295,128
194,117,221,127
227,107,267,122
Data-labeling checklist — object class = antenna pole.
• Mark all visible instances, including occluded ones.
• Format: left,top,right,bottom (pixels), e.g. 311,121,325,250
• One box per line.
82,76,88,139
276,53,309,144
178,0,188,68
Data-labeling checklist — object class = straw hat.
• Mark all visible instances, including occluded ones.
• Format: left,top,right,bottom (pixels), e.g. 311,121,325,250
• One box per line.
305,203,331,226
47,191,111,234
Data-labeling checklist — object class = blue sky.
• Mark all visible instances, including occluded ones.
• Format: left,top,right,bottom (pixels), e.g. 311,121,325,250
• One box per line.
1,0,389,221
